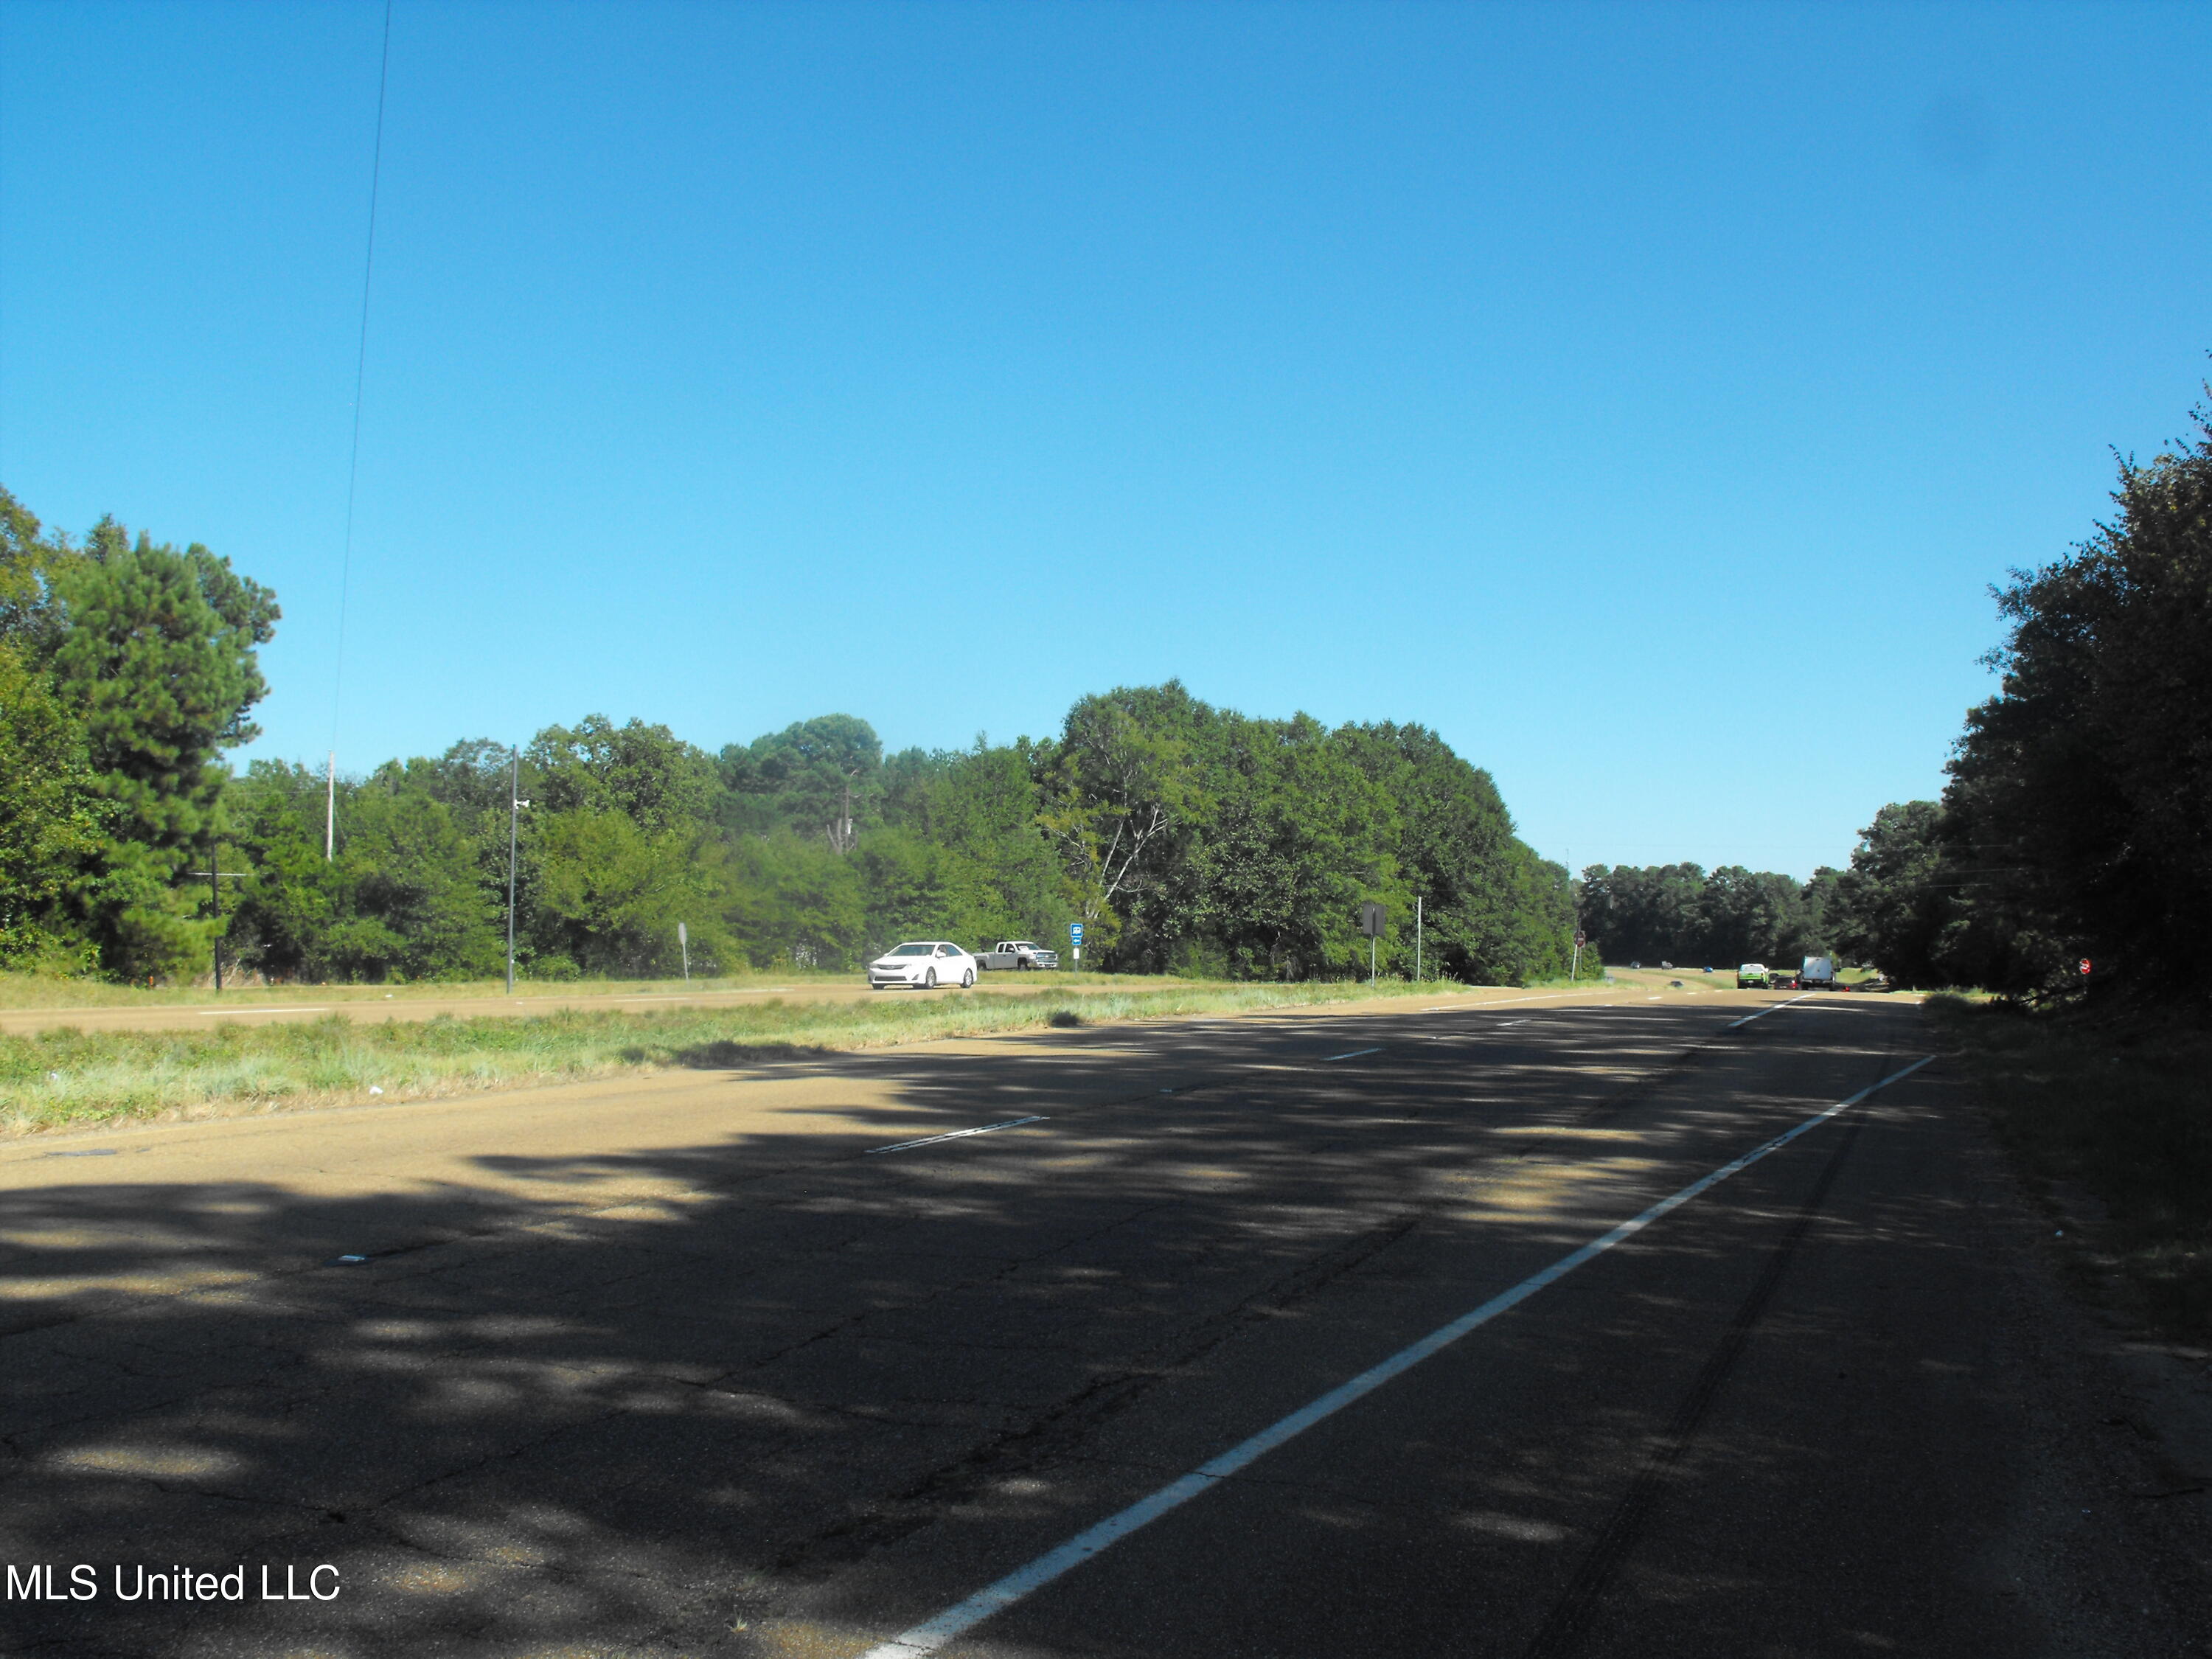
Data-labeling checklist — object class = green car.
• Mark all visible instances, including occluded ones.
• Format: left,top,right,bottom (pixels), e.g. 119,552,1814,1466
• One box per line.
1736,962,1770,988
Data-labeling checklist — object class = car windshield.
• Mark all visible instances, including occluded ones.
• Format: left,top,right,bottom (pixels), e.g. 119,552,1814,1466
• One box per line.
888,944,934,957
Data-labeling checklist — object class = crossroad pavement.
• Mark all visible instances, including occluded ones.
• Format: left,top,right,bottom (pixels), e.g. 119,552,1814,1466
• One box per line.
1,992,2202,1655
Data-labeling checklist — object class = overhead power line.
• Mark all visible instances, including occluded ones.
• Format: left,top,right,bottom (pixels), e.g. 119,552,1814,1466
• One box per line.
328,0,394,858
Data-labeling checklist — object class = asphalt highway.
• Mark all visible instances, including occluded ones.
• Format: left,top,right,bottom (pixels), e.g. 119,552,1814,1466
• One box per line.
1,992,2201,1656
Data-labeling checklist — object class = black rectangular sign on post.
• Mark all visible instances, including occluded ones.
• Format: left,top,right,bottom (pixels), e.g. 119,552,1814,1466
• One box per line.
1358,901,1386,938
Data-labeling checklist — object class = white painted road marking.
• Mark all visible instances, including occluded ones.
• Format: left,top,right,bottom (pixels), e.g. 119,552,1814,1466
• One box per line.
867,1116,1050,1155
1324,1047,1382,1061
857,1054,1938,1659
1726,993,1815,1031
1422,990,1627,1016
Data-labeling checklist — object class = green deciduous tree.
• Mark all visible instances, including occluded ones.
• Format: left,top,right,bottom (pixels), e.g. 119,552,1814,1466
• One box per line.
726,832,865,968
1940,396,2212,997
720,714,883,848
1037,682,1211,959
530,715,720,834
529,809,730,977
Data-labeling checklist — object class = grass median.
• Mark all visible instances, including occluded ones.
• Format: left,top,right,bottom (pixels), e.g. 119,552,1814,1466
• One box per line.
1927,994,2212,1338
1,976,1501,1135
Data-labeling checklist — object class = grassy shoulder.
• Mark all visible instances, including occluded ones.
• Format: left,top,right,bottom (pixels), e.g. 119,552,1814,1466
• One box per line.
0,967,862,1011
1,975,1501,1135
1925,994,2212,1338
0,966,1206,1012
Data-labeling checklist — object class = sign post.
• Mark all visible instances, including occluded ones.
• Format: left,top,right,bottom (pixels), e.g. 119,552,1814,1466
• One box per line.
1357,902,1386,985
678,921,690,984
506,750,529,995
1572,930,1585,981
1071,921,1084,969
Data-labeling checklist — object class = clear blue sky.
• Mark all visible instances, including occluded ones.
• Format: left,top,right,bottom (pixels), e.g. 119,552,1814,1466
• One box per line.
5,2,2208,878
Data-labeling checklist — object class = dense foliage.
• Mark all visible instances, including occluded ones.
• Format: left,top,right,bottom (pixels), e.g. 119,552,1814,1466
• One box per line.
0,491,1576,986
1,492,277,978
1832,393,2212,998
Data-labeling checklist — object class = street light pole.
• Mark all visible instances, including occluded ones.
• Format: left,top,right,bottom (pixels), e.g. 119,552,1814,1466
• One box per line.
506,748,521,995
1415,896,1422,984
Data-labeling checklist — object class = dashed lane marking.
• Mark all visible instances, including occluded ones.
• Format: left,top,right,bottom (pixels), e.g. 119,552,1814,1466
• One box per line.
866,1116,1050,1155
1323,1047,1382,1061
1725,993,1815,1031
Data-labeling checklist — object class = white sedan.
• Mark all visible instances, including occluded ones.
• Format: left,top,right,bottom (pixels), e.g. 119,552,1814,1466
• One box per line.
868,941,978,990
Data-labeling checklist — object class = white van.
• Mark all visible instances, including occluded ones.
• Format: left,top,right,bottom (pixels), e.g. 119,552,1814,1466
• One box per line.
1801,956,1838,990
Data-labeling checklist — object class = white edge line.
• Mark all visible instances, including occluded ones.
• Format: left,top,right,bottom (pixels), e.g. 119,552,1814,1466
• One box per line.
1725,992,1815,1031
858,1053,1938,1659
866,1116,1049,1155
196,1006,331,1015
1323,1046,1383,1061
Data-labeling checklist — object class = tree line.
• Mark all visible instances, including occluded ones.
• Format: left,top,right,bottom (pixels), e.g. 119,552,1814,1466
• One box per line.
1817,389,2212,999
0,490,1579,986
1573,862,1840,970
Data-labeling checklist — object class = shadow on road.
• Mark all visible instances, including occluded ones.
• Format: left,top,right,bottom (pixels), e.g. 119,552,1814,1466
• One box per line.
0,1004,2006,1658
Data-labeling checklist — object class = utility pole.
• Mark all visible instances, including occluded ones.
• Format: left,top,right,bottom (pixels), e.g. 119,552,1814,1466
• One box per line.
1416,896,1423,984
325,752,337,860
189,841,246,991
506,748,525,995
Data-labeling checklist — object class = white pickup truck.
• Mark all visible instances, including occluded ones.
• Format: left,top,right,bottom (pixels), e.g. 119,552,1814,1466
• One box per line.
975,939,1060,970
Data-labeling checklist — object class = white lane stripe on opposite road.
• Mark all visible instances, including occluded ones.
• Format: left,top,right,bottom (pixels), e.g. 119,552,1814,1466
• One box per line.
867,1116,1049,1155
1421,989,1624,1016
196,1006,330,1015
857,1053,1938,1659
1324,1047,1382,1061
1725,993,1815,1031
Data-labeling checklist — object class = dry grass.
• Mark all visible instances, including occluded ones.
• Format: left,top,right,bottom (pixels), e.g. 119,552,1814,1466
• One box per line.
2,976,1484,1135
0,967,854,1011
0,967,1192,1011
